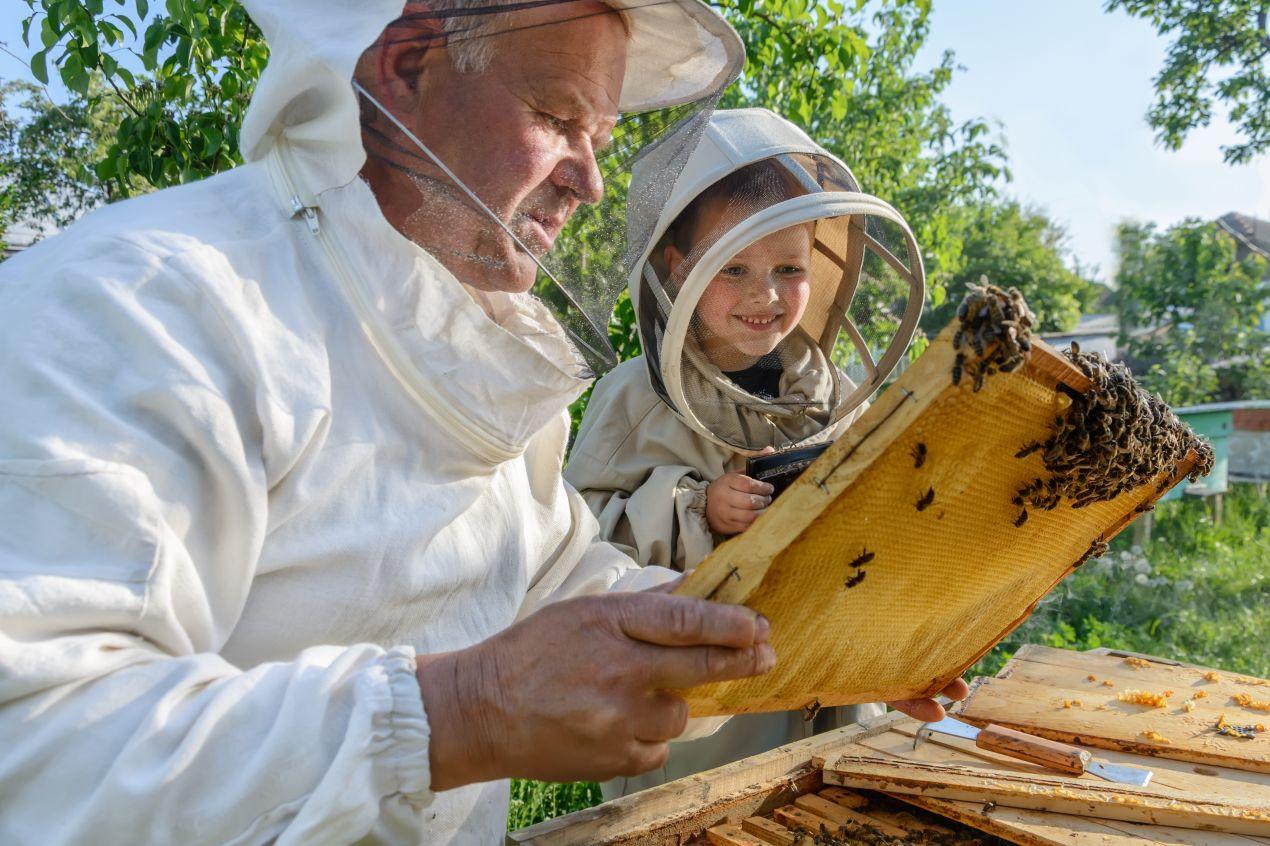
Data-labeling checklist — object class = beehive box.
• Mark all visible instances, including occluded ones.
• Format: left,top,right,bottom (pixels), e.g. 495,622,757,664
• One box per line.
672,320,1204,717
509,680,1270,845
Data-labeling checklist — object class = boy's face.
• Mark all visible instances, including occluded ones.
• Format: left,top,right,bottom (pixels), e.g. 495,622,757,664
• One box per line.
666,210,814,372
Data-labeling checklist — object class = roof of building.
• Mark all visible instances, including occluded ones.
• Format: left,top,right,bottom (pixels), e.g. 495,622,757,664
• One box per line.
1218,212,1270,261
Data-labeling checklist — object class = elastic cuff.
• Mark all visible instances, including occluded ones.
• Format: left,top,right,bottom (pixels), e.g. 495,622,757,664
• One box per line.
378,646,432,806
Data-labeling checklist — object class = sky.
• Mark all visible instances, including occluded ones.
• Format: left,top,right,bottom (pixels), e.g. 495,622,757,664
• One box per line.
915,0,1270,281
2,2,1268,278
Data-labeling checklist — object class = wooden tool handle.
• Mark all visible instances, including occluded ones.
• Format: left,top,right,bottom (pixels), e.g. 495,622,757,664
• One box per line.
975,724,1090,775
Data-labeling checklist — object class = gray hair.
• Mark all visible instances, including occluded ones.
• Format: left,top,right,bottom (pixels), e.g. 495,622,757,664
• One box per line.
429,0,630,74
426,0,511,73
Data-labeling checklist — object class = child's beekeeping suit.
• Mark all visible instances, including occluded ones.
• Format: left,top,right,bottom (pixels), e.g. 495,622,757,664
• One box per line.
566,108,926,796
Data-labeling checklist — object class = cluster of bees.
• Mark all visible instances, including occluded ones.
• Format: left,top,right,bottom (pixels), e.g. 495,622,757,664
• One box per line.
1011,343,1215,524
951,283,1036,392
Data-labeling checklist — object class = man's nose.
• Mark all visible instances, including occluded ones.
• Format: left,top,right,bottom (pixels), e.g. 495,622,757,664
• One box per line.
553,136,605,205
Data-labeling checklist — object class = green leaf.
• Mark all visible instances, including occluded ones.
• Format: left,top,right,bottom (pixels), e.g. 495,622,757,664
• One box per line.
114,13,137,38
137,0,148,19
40,15,58,49
94,156,117,180
30,49,49,84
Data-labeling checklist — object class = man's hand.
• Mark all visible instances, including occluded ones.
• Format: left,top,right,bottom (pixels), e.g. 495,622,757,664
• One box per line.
416,591,774,789
886,677,971,723
706,473,774,536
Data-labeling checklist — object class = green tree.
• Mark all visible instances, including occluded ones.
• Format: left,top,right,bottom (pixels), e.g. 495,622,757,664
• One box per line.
0,77,146,247
1114,218,1268,404
1106,0,1270,164
21,0,267,192
921,199,1098,335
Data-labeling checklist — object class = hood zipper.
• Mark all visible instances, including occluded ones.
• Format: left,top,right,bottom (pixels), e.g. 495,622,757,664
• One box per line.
268,144,524,466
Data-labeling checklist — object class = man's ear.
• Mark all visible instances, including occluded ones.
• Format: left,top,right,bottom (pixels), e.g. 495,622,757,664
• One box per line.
356,2,445,100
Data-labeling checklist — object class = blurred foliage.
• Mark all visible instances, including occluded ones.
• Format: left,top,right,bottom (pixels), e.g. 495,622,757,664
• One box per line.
1106,0,1270,165
921,199,1100,336
508,777,603,830
1114,218,1268,405
973,483,1270,680
0,78,130,245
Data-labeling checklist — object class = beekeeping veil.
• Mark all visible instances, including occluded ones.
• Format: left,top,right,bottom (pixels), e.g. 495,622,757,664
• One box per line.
631,109,926,453
346,0,744,375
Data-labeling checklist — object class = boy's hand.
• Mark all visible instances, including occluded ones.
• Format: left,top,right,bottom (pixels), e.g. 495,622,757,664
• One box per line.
706,473,774,536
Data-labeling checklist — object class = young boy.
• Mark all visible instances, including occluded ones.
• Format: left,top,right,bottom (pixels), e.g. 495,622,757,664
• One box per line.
566,108,925,795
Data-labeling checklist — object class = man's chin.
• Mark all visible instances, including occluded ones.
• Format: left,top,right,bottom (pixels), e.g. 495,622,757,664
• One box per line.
444,250,540,295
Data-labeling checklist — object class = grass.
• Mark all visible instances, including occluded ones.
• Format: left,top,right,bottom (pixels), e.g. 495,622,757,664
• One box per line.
506,483,1269,832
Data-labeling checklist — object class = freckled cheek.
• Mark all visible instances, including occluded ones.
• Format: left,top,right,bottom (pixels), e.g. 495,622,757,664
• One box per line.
781,281,812,329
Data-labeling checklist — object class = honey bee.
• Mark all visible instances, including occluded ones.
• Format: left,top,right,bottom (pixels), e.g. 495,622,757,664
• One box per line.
802,698,822,722
915,487,935,511
1015,441,1042,459
910,442,927,468
846,548,874,569
951,352,965,386
1013,508,1029,527
972,362,988,393
844,570,867,589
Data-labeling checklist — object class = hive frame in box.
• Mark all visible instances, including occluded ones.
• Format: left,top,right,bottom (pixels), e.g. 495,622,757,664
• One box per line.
672,323,1202,717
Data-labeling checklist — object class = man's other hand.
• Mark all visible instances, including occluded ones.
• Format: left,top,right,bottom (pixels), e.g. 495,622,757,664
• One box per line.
886,677,972,723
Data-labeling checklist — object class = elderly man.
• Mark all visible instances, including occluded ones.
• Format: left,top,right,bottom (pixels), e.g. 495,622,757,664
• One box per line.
0,1,963,843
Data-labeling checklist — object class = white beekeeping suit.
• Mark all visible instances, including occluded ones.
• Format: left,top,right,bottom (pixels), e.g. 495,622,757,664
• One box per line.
0,1,742,843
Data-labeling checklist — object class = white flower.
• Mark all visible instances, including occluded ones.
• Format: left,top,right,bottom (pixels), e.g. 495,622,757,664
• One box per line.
1134,573,1149,585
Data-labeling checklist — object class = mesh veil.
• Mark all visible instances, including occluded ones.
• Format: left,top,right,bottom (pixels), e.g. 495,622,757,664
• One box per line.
632,120,926,453
353,0,740,375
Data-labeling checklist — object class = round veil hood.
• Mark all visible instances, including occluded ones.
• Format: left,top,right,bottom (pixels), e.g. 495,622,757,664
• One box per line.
629,108,927,453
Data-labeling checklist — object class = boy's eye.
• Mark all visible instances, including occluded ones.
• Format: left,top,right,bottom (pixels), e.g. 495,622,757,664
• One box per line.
777,265,806,275
719,265,746,278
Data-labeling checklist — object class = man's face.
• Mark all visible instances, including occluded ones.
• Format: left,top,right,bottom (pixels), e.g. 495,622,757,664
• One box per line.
360,2,627,294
